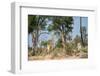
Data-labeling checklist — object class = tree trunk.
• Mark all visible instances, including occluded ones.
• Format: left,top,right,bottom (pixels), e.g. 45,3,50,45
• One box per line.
61,32,66,53
36,30,39,47
31,30,39,55
32,32,36,55
80,17,84,47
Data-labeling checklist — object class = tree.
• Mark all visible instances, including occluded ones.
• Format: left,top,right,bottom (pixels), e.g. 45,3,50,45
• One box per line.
81,26,88,46
80,17,84,46
48,16,73,51
80,17,88,47
28,15,48,55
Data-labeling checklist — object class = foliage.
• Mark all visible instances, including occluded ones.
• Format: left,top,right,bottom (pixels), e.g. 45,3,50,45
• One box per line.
28,15,47,33
65,42,75,55
55,39,63,48
81,46,88,53
47,16,73,51
41,41,48,47
28,15,50,56
48,16,73,33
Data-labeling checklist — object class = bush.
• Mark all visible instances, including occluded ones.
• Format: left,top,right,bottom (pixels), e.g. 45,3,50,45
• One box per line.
81,47,88,53
64,42,84,56
65,43,75,55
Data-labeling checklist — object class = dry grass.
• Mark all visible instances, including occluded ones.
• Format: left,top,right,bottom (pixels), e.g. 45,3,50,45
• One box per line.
28,48,88,60
28,43,88,60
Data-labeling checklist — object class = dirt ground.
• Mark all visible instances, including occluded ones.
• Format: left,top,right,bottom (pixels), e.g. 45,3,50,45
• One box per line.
28,52,88,60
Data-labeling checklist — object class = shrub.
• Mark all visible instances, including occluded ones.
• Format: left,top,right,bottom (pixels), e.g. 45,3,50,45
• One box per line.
81,47,88,53
65,43,74,55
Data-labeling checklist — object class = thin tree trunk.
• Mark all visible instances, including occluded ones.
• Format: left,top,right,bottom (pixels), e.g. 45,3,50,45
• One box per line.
80,17,84,47
61,32,66,53
32,32,36,55
36,30,39,47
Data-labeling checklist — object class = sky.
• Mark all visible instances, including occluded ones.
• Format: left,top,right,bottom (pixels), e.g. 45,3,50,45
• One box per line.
72,16,88,38
28,16,88,48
